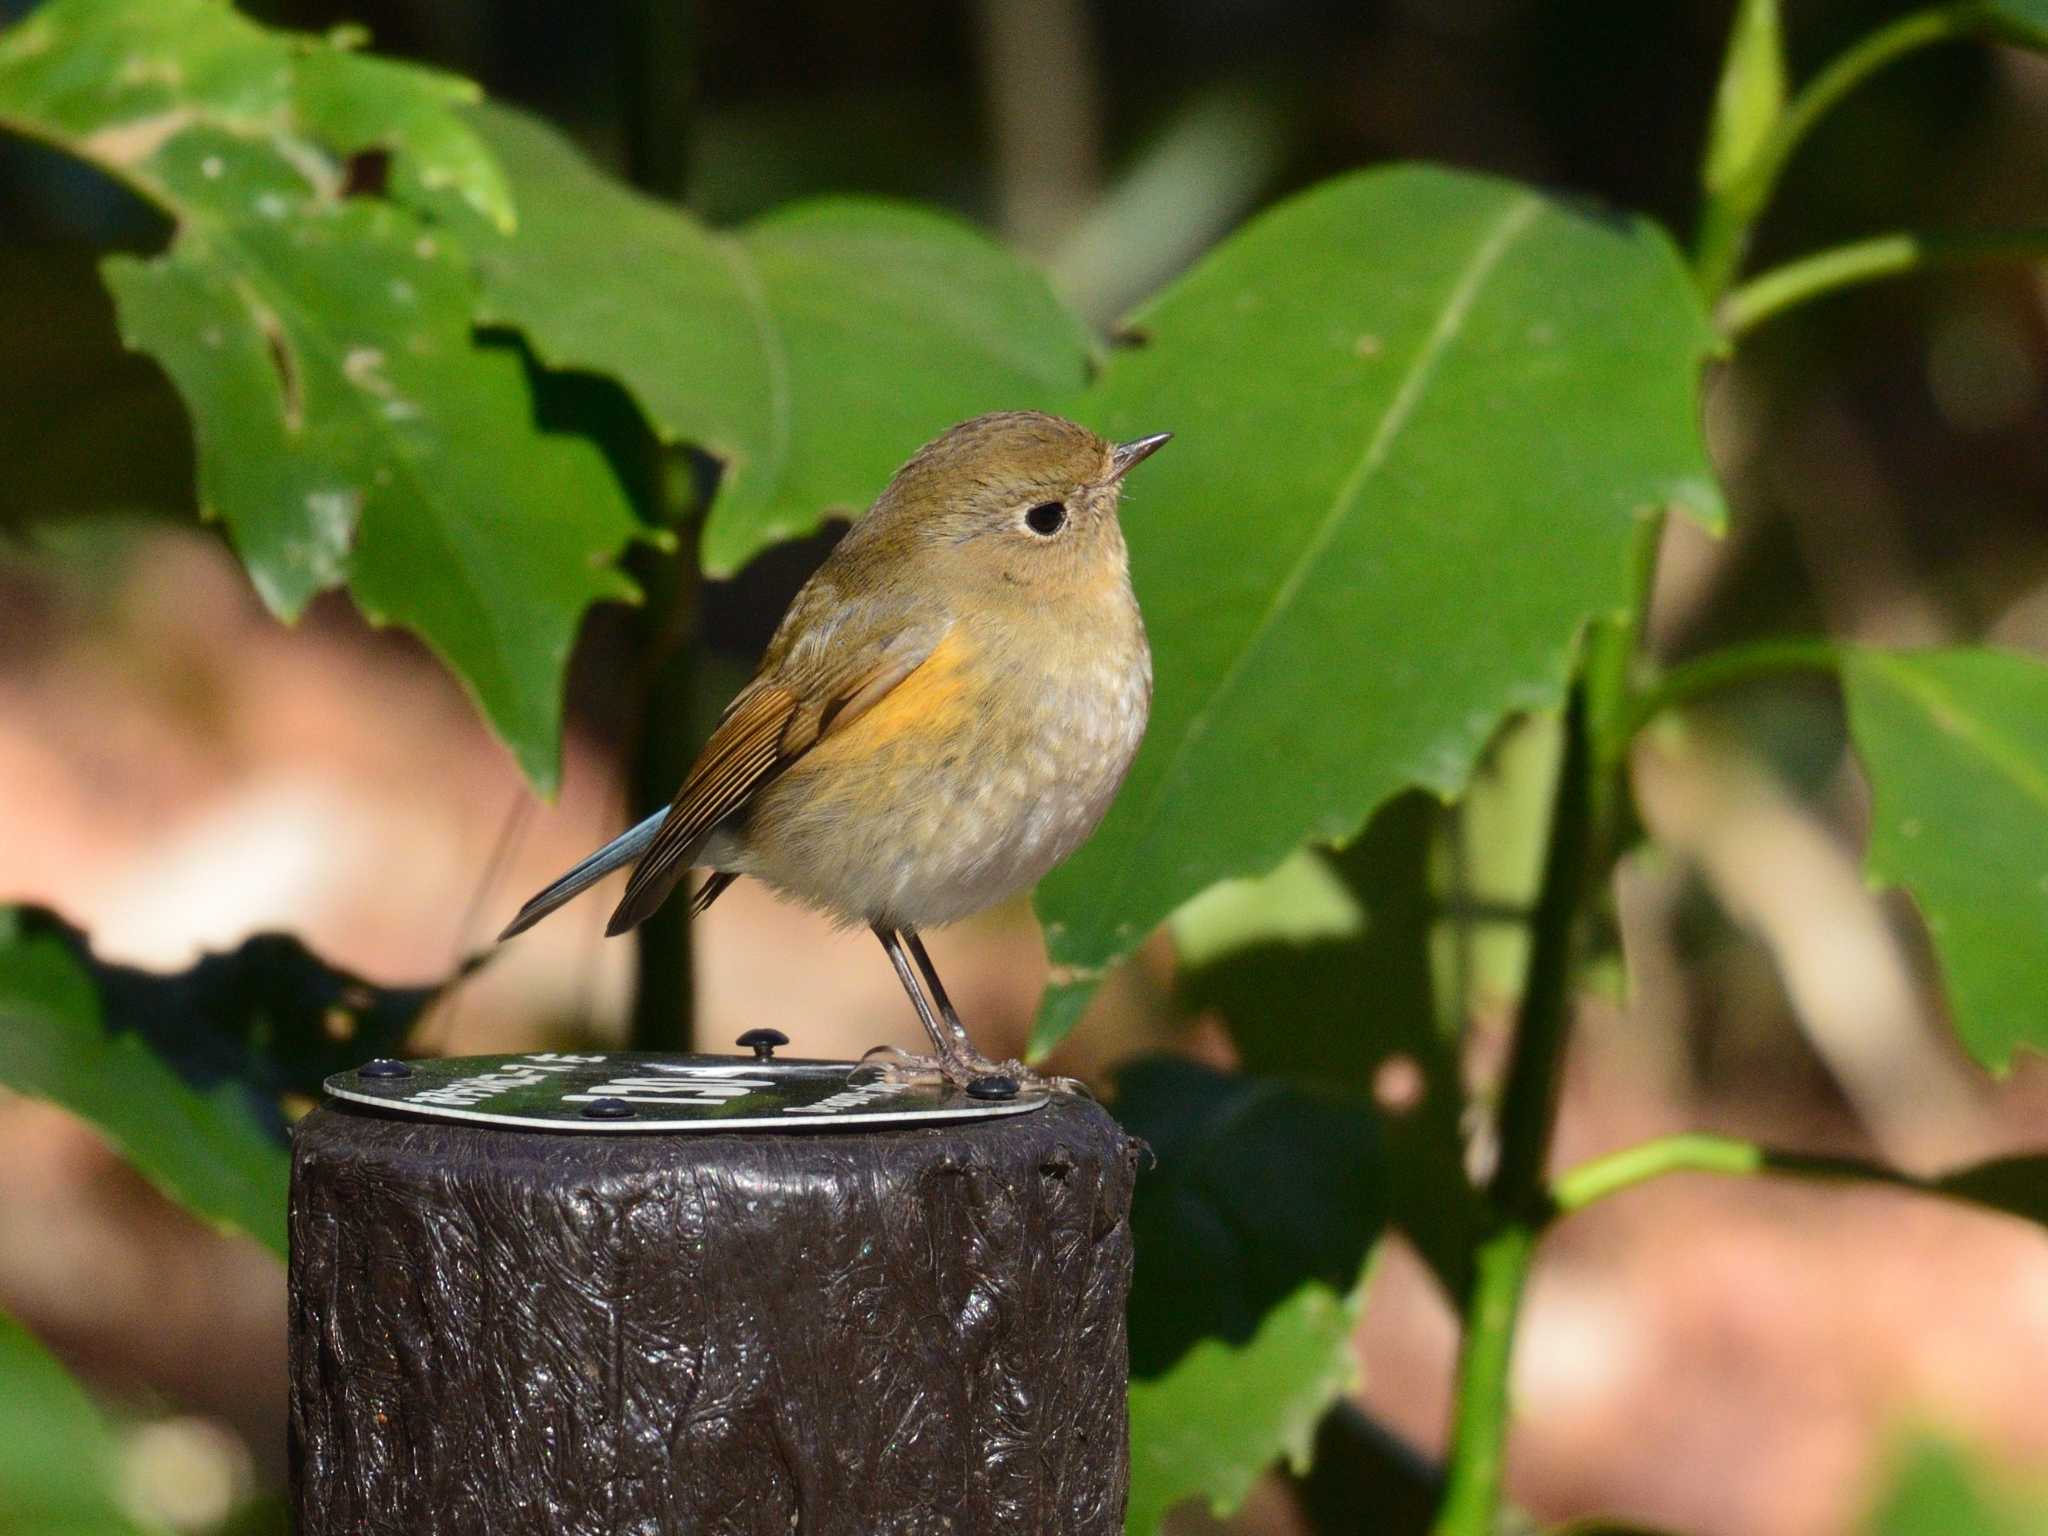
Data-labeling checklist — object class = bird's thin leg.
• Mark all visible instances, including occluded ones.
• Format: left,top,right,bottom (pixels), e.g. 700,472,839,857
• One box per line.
872,924,954,1059
904,931,974,1055
866,926,1082,1095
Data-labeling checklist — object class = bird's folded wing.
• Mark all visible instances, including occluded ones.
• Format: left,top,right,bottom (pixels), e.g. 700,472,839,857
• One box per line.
604,619,945,935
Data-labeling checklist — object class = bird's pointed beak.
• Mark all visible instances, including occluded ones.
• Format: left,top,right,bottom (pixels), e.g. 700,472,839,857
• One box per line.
1109,432,1172,481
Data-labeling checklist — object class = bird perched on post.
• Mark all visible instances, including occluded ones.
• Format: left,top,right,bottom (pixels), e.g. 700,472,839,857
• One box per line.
499,411,1168,1084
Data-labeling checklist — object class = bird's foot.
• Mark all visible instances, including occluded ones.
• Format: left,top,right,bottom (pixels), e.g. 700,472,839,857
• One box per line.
852,1043,1091,1097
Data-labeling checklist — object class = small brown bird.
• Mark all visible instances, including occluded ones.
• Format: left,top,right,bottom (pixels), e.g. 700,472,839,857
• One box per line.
500,411,1168,1082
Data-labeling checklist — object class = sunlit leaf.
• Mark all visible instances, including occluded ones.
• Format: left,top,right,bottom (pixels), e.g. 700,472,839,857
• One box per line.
100,180,641,791
1125,1277,1367,1536
1033,167,1721,1051
0,0,647,792
0,0,508,228
457,104,1096,576
1843,648,2048,1071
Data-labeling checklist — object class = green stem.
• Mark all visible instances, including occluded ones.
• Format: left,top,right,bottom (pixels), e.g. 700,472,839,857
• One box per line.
1551,1133,1766,1211
1693,1,2003,298
1547,1131,1986,1217
1622,635,1841,742
1723,225,2048,336
1489,690,1593,1228
1430,1225,1536,1536
1431,684,1593,1536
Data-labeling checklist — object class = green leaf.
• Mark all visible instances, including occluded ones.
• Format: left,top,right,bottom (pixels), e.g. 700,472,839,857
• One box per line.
0,0,644,791
1701,0,1786,196
291,46,511,230
1125,1276,1367,1536
1113,1058,1385,1378
1864,1438,2048,1536
21,907,450,1098
458,104,1096,577
0,0,510,229
1181,793,1486,1298
0,911,286,1256
1841,648,2048,1071
0,1309,156,1536
1988,4,2048,47
0,906,450,1258
100,184,641,791
1034,166,1721,1051
1167,847,1362,969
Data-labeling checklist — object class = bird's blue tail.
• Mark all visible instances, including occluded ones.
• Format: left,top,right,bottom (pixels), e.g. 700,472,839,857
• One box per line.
497,807,670,940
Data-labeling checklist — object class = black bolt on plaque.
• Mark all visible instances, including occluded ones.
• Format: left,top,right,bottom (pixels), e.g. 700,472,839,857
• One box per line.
357,1058,412,1080
967,1075,1020,1102
580,1098,635,1121
735,1028,790,1061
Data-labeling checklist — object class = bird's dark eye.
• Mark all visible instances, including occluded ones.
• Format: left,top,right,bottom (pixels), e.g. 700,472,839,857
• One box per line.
1025,501,1067,536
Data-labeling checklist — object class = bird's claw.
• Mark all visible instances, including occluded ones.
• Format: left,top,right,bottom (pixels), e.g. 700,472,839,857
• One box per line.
852,1044,1091,1098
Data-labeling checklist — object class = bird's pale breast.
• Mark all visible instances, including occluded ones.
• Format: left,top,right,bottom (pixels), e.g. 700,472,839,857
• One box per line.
735,590,1150,930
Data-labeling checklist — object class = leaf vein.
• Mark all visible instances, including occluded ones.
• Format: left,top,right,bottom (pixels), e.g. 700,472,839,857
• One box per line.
1092,191,1546,920
1866,652,2048,813
716,234,793,506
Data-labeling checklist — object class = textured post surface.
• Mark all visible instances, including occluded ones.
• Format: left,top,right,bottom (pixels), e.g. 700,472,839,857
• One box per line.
289,1096,1137,1535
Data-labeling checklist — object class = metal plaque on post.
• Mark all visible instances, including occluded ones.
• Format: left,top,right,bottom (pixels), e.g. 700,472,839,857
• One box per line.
322,1045,1048,1132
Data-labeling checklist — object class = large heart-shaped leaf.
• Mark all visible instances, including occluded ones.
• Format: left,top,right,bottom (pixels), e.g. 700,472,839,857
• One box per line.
458,104,1097,577
0,0,648,794
1032,167,1722,1051
1842,648,2048,1071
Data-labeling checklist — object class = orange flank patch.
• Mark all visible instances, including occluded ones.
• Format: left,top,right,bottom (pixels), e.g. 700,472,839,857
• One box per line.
805,628,977,769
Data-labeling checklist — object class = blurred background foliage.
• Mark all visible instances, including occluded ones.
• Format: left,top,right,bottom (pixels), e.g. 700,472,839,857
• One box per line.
4,2,2048,1534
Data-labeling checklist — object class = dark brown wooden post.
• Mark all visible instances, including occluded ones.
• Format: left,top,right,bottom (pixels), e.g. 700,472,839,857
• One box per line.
289,1085,1137,1534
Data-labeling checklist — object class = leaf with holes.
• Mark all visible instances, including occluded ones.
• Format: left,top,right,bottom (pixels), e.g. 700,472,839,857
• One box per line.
0,0,651,792
101,175,641,791
0,0,510,228
1029,167,1722,1054
457,103,1096,576
1843,648,2048,1071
